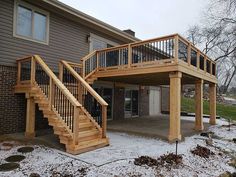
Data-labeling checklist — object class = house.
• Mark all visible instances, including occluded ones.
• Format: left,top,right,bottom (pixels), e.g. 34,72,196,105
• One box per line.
0,0,217,154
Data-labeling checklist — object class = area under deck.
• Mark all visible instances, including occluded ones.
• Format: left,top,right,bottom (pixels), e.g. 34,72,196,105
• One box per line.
108,116,210,140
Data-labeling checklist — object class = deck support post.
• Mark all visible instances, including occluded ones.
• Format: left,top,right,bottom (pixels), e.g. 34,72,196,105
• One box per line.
209,83,216,125
168,72,182,142
195,79,204,131
25,93,35,139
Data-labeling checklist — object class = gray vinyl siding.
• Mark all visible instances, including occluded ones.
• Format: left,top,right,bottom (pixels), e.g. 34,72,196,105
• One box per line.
0,0,124,71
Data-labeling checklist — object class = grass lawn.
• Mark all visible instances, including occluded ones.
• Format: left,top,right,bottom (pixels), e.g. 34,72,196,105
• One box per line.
182,97,236,121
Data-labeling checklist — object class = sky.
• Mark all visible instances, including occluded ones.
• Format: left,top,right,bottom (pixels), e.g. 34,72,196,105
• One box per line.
59,0,210,40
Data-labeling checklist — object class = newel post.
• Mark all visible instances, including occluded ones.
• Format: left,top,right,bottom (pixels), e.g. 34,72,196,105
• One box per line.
174,35,179,63
58,62,63,81
187,43,191,65
82,60,86,78
17,61,21,85
128,44,132,68
49,78,55,109
73,106,80,145
30,56,36,85
102,105,107,138
96,51,99,71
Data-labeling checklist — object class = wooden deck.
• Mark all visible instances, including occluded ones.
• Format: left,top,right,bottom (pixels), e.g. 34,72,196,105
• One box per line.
14,34,217,153
76,33,217,142
81,34,217,85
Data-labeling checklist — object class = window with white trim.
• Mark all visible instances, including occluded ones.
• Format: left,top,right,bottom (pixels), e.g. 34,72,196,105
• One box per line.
14,0,49,44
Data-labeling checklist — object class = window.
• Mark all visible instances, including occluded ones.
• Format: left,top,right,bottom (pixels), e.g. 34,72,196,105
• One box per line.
14,0,49,44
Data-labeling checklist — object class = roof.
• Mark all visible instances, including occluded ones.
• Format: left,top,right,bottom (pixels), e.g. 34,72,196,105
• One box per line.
42,0,140,43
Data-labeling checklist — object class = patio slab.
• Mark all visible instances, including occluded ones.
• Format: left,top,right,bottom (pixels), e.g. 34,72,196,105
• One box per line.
108,115,210,140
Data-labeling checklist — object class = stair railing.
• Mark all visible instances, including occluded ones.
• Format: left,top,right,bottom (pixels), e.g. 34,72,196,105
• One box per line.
17,55,82,145
60,60,108,138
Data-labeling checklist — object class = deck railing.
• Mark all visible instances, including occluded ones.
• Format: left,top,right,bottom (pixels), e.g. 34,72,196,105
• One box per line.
82,34,216,79
17,55,81,145
60,60,108,138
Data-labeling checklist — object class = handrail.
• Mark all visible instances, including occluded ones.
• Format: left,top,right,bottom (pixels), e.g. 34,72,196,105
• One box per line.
81,50,97,62
34,55,81,107
66,61,82,68
61,60,108,138
61,60,108,106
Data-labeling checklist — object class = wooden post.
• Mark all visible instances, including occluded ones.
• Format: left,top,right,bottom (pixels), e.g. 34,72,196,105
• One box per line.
59,62,63,81
195,79,204,131
204,56,207,73
168,72,182,142
128,44,132,68
82,60,86,78
197,51,200,69
96,52,99,71
25,94,35,139
17,61,21,85
73,106,80,145
174,35,179,63
187,43,191,65
102,105,107,138
209,83,216,125
49,78,54,108
30,57,36,85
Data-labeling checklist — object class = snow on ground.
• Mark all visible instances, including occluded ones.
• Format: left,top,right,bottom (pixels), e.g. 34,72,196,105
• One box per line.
224,97,236,105
0,118,235,177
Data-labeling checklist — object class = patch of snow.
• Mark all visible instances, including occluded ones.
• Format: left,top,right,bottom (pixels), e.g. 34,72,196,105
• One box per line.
0,118,235,177
224,97,236,101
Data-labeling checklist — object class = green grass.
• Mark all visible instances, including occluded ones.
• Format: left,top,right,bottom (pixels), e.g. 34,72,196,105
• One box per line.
181,97,236,121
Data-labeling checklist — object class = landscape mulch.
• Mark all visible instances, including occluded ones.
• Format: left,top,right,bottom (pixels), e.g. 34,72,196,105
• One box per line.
134,153,183,168
191,145,215,158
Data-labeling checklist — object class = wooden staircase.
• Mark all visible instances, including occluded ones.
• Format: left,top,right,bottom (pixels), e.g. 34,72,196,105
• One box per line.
15,55,109,154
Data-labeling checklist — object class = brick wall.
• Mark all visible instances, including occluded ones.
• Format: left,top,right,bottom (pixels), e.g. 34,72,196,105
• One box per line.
161,86,170,113
113,86,125,120
0,65,50,135
139,86,149,116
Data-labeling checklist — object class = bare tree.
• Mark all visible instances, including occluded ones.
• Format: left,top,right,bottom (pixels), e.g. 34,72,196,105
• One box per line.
185,0,236,93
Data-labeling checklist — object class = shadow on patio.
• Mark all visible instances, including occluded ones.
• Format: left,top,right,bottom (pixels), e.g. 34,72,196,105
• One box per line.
108,115,210,141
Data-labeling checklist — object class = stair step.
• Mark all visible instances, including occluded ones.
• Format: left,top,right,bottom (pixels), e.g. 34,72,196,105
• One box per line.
43,110,55,115
79,129,99,138
79,122,93,129
79,138,108,147
54,129,67,136
66,138,109,154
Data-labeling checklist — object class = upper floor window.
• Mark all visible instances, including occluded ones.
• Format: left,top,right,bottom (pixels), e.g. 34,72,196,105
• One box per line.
14,0,49,44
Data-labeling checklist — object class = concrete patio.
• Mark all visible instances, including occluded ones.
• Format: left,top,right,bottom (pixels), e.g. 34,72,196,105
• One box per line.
108,115,210,141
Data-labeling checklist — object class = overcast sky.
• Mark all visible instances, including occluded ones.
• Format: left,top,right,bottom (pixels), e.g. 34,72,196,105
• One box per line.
59,0,210,40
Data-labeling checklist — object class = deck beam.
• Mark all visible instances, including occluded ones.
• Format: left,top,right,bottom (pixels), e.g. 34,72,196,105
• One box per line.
168,71,182,142
195,79,204,131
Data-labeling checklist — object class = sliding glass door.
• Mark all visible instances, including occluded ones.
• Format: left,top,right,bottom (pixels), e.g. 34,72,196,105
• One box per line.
125,90,139,118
